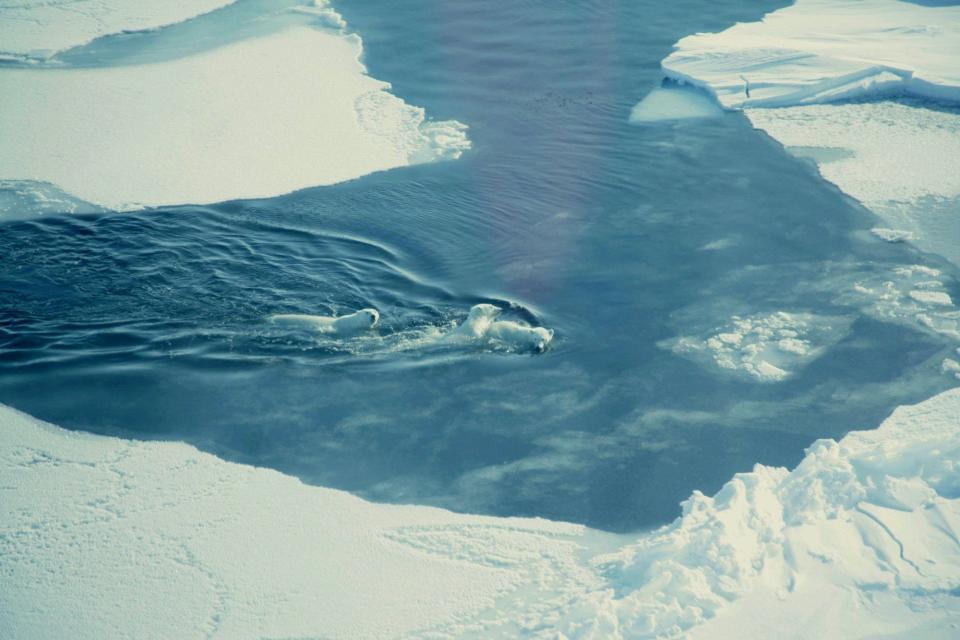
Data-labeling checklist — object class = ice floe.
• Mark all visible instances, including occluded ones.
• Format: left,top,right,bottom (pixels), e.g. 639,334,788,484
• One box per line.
3,386,960,637
0,1,470,212
0,0,237,59
663,311,852,382
647,0,960,266
661,0,960,110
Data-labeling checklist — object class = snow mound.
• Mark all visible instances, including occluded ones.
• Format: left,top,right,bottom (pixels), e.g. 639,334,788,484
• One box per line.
4,388,959,638
663,311,852,382
662,0,960,109
0,2,470,212
591,386,960,639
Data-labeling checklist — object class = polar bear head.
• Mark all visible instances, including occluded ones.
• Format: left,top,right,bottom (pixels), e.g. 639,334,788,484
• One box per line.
358,308,380,328
330,308,380,334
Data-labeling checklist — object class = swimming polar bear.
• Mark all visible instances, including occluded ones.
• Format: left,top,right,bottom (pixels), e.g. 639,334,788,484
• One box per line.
269,308,379,336
453,303,554,352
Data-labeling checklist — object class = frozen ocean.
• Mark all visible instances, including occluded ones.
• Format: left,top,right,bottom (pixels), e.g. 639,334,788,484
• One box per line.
1,0,959,637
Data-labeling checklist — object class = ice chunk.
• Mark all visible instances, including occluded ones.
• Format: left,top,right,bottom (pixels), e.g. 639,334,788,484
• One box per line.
663,311,852,382
842,264,960,340
629,85,723,123
910,289,953,306
871,227,916,243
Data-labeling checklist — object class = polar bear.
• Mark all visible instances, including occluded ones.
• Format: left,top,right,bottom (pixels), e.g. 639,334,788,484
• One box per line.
452,304,554,352
452,303,501,338
269,308,379,336
487,318,554,353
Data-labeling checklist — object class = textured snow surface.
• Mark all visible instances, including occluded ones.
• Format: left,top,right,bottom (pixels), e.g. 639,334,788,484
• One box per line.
748,101,960,207
0,2,470,211
0,0,236,58
4,388,960,638
662,0,960,109
653,0,960,267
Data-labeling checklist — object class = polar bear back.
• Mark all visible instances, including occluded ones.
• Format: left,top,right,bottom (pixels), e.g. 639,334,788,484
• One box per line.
270,308,379,335
486,320,554,352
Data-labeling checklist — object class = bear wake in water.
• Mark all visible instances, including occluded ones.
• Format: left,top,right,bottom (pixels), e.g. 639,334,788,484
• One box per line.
452,304,554,353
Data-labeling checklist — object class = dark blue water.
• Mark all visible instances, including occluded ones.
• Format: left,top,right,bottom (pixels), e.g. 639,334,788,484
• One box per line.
1,0,957,532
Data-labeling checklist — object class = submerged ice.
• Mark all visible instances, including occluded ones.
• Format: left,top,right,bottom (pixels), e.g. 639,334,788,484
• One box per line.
664,311,852,382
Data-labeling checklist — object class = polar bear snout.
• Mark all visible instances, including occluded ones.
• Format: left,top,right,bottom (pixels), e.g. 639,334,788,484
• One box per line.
361,308,380,327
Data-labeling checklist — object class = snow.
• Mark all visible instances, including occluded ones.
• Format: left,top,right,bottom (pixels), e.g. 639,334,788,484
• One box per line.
0,0,236,59
661,0,960,110
4,387,960,638
0,2,470,212
748,100,960,208
649,0,960,267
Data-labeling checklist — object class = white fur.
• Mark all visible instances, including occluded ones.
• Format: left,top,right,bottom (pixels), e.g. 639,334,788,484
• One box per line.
487,319,554,353
269,308,379,336
453,303,501,338
453,304,554,352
